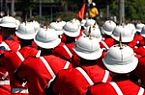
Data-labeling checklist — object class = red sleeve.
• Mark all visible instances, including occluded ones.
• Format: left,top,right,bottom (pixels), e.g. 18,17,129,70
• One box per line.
5,40,20,52
19,46,38,59
53,43,72,61
134,56,145,86
87,83,116,95
100,38,115,49
15,59,30,81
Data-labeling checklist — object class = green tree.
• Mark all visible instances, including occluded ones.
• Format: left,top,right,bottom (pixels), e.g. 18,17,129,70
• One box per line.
124,0,145,22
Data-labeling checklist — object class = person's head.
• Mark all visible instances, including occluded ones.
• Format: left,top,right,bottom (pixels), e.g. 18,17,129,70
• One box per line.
102,44,138,76
34,28,61,55
63,21,81,42
90,2,96,8
135,23,144,33
0,16,18,38
73,36,103,64
101,20,116,36
31,20,40,33
111,25,135,44
84,23,102,42
15,22,37,47
49,21,65,36
140,25,145,39
0,27,16,38
84,19,96,29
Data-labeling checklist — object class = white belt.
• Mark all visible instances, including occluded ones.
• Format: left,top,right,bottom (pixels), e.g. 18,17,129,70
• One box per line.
12,88,29,93
0,80,10,85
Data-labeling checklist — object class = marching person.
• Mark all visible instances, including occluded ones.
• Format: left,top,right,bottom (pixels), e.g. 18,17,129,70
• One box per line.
111,25,137,48
53,20,81,61
15,21,39,48
0,15,20,95
87,43,141,95
52,36,112,95
60,19,81,43
0,21,40,95
71,24,103,66
100,20,116,52
132,26,145,87
129,22,144,49
0,15,21,51
133,25,145,57
14,28,73,95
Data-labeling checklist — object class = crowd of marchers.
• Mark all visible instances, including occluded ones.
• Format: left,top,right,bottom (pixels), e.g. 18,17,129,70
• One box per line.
0,15,145,95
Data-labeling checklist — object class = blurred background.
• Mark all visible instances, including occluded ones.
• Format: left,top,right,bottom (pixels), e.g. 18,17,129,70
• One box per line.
0,0,145,23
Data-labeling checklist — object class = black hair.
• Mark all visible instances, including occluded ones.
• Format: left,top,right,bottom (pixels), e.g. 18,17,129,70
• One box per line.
18,38,33,48
37,46,53,56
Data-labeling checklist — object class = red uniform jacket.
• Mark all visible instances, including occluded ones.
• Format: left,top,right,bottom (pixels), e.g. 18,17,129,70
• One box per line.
87,80,145,95
132,34,143,46
16,55,72,95
133,46,145,58
100,37,115,57
0,36,20,95
127,34,143,48
52,65,112,95
100,37,115,50
134,56,145,86
0,67,11,95
53,42,76,61
1,46,39,95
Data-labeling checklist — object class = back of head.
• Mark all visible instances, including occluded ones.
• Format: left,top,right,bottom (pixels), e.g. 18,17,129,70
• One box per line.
84,19,96,29
34,28,61,49
63,20,81,38
84,24,102,42
101,20,116,36
135,23,144,33
0,16,18,38
111,25,135,43
73,36,103,61
49,21,65,36
0,16,17,29
16,22,37,40
102,44,138,74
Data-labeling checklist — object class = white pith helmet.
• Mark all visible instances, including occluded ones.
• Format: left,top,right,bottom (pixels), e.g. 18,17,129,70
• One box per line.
84,25,102,42
49,21,64,35
34,28,61,49
73,36,103,60
15,19,20,30
101,20,116,35
59,20,66,26
84,19,96,28
16,22,37,40
126,23,136,34
111,25,135,42
102,44,138,74
140,25,145,38
71,18,81,26
63,21,81,37
81,19,86,26
136,23,144,33
0,16,17,28
32,20,40,33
